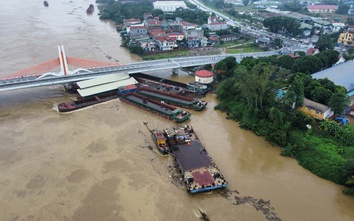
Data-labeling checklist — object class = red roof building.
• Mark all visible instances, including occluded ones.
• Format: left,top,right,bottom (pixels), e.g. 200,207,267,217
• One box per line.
307,5,337,13
195,70,214,84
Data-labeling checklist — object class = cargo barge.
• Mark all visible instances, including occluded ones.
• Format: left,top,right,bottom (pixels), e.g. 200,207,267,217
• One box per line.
120,93,191,123
136,87,207,111
130,73,209,97
163,125,227,193
57,91,120,112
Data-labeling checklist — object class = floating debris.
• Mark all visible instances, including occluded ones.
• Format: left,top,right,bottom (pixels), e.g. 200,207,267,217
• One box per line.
234,196,282,221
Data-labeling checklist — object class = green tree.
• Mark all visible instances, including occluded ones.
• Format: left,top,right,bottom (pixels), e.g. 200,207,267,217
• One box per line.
278,55,294,70
328,92,351,115
315,34,335,51
292,55,323,74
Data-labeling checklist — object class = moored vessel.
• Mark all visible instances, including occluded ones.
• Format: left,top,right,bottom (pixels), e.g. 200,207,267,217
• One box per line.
86,4,94,14
57,91,120,112
136,87,207,111
163,125,227,193
120,93,191,123
151,130,170,155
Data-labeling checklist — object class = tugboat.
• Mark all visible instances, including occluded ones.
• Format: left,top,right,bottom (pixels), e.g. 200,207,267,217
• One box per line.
43,1,49,7
86,4,94,14
151,130,169,155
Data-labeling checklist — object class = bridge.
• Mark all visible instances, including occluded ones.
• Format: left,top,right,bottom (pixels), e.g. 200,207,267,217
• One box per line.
0,46,278,92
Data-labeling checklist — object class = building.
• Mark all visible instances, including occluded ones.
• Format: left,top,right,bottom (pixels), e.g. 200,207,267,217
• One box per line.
332,22,345,33
337,30,354,45
128,25,148,36
207,22,228,31
306,48,320,55
298,98,334,120
153,1,187,13
307,5,337,13
312,60,354,95
123,18,141,27
195,70,214,84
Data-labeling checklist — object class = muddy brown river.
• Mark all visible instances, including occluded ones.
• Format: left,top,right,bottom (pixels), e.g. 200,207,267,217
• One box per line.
0,1,353,221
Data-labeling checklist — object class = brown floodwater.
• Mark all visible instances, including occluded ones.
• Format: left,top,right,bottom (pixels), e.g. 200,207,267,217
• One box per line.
0,1,353,221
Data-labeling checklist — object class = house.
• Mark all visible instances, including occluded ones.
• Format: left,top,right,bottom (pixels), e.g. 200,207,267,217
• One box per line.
201,37,209,47
153,36,177,50
128,25,148,36
207,22,228,31
332,22,345,33
153,1,187,13
307,5,337,13
123,18,141,27
306,48,320,55
298,98,334,120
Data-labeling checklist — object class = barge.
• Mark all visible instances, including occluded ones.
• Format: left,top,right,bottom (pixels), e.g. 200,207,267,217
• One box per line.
131,73,209,97
163,125,227,193
57,91,120,112
136,87,207,111
120,93,191,123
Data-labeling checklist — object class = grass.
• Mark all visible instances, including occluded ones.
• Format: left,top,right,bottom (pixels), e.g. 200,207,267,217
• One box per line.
226,45,263,54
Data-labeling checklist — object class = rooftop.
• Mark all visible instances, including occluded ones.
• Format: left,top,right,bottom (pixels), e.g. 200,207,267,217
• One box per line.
312,60,354,93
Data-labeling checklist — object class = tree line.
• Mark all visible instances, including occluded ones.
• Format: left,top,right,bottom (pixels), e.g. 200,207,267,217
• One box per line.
214,55,354,195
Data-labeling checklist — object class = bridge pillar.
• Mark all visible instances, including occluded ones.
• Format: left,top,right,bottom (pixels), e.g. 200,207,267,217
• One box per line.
172,68,179,75
64,83,78,94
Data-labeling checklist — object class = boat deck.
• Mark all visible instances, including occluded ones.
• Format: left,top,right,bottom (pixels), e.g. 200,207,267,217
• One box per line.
165,126,227,193
122,93,176,115
137,88,193,106
174,141,212,171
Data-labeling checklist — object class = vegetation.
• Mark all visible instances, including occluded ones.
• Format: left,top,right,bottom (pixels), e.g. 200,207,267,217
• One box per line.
98,0,153,24
263,16,301,36
98,0,209,25
214,55,354,195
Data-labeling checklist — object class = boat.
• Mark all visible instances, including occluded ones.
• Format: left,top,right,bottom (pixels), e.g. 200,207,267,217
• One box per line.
151,130,170,155
136,87,207,111
130,73,206,98
57,91,120,112
120,93,191,123
163,125,227,193
43,1,49,7
86,4,94,14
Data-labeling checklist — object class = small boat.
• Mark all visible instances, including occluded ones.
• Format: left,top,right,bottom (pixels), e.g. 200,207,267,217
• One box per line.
43,1,49,7
86,4,94,14
151,130,169,155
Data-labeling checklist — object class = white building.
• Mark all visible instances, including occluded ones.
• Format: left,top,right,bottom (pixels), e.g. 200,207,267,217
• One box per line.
153,1,187,13
195,70,214,84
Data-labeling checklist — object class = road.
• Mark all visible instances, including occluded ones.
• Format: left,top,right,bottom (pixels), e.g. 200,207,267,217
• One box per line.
188,0,310,50
0,52,278,92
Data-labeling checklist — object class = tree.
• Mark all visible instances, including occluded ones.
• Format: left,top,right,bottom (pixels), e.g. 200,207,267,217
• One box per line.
315,34,334,51
263,16,301,36
242,0,250,6
278,55,294,70
328,92,351,115
316,50,340,69
292,56,323,74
